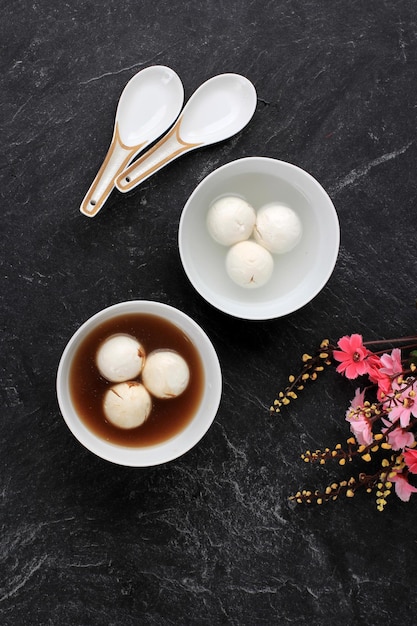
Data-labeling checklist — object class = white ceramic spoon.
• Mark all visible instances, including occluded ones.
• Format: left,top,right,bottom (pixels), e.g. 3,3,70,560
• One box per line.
80,65,184,217
114,73,257,193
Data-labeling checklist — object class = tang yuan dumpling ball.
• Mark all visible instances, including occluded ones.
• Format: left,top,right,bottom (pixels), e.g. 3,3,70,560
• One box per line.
254,203,302,254
206,195,256,246
225,240,274,289
142,350,190,399
96,334,145,383
103,382,152,429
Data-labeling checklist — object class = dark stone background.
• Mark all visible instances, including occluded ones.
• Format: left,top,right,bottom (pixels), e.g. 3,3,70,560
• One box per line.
2,1,417,624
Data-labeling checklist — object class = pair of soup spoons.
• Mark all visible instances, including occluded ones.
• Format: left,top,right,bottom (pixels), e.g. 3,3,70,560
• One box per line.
80,65,257,217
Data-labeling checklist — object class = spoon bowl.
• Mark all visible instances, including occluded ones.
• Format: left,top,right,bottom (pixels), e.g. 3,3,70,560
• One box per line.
178,73,257,144
115,73,257,193
80,65,184,217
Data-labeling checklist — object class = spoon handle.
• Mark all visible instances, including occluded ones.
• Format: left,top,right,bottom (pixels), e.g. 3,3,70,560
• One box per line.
115,120,202,193
80,124,145,217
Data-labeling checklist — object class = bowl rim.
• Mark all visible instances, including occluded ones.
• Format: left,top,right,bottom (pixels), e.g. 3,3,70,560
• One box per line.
56,300,222,466
178,156,340,320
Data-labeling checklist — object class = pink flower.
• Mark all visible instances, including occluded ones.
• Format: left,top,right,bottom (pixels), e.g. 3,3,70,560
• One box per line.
346,387,366,414
391,473,417,502
345,388,373,445
333,334,370,379
365,349,404,400
403,448,417,474
380,348,403,377
377,378,394,400
381,419,414,450
388,380,417,428
375,349,404,399
365,354,382,383
349,418,373,446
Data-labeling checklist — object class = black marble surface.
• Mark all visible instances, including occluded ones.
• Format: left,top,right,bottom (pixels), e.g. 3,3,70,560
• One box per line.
2,1,417,624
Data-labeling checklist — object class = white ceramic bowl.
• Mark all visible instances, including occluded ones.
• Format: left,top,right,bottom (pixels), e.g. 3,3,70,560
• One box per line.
56,301,222,466
179,157,340,320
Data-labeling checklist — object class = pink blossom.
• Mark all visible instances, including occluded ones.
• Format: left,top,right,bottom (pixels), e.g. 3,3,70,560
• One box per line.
366,349,403,400
375,349,403,399
403,448,417,474
365,354,392,399
345,388,373,445
377,377,394,400
333,334,371,379
349,418,373,446
380,348,403,377
346,387,366,414
388,380,417,428
365,354,382,384
391,473,417,502
381,419,414,451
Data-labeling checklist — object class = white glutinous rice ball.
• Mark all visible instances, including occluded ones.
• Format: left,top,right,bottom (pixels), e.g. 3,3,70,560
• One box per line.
206,195,256,246
225,240,274,289
254,203,302,254
96,334,145,383
103,382,152,429
142,350,190,399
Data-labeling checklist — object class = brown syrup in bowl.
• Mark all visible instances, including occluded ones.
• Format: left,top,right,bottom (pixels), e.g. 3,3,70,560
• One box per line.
69,313,204,447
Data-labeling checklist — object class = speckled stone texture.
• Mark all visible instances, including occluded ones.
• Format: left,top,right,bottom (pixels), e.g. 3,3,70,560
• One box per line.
2,1,417,624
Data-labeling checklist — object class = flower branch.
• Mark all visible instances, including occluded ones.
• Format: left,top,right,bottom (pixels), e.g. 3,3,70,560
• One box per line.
272,327,417,510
